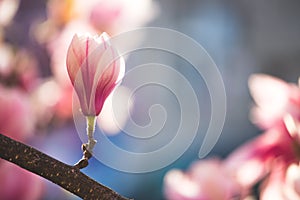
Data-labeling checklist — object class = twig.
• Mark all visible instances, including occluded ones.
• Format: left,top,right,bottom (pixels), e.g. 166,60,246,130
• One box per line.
0,133,131,200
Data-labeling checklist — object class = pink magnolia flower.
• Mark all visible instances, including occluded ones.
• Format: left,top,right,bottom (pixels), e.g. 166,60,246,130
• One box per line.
164,159,241,200
66,32,125,116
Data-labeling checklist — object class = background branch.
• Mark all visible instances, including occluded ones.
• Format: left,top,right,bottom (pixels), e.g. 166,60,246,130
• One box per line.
0,133,131,200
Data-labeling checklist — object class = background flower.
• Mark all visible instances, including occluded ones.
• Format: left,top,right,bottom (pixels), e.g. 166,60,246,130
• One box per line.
0,161,44,200
164,159,241,200
0,86,35,141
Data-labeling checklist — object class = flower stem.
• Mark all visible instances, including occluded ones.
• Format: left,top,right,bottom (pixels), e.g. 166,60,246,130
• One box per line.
74,116,97,169
86,116,97,153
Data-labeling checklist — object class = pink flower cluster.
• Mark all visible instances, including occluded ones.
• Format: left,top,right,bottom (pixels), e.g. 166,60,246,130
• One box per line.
164,74,300,200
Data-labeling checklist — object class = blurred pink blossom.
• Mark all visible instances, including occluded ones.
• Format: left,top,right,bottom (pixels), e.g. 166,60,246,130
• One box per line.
36,0,158,43
0,86,35,141
0,45,39,91
0,0,19,27
30,79,75,127
89,0,158,34
0,86,44,199
0,42,14,76
54,84,74,119
0,161,44,200
164,159,241,200
12,50,40,91
66,33,125,116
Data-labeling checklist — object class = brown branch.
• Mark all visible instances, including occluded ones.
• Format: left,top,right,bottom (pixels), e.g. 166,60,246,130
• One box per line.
0,133,132,200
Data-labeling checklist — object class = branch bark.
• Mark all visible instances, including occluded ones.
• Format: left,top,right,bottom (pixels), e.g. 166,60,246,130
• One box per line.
0,133,131,200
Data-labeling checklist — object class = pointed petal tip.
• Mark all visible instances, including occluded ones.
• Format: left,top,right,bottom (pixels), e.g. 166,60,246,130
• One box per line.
248,73,285,94
101,32,110,39
248,74,269,87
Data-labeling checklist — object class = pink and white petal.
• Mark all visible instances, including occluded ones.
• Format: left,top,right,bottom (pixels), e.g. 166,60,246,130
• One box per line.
224,129,294,188
284,163,300,199
82,34,111,91
91,48,124,114
164,170,208,200
249,74,289,111
260,162,287,200
73,70,90,115
66,34,84,84
248,74,290,128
